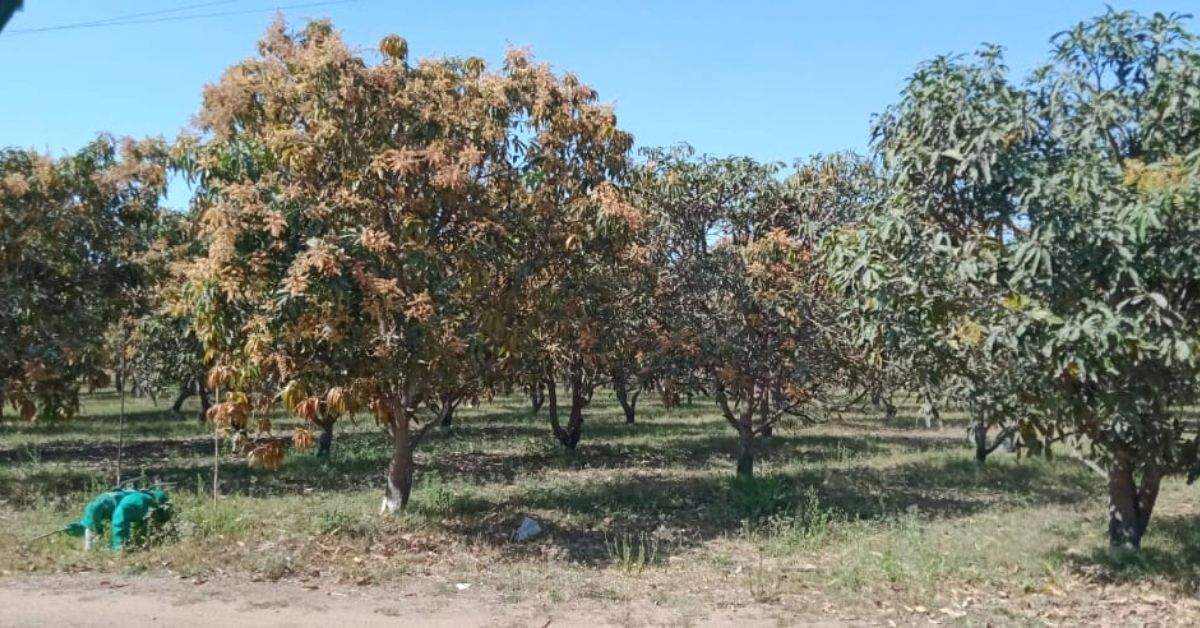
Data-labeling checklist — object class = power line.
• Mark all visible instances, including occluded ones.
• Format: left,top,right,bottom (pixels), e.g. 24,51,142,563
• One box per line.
6,0,359,35
17,1,239,32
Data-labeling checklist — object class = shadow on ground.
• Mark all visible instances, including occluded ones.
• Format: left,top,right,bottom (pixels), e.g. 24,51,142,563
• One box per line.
1061,512,1200,592
441,450,1100,563
2,399,1105,568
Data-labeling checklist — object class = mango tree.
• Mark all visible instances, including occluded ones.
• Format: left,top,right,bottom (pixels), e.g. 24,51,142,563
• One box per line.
830,9,1200,547
638,146,858,477
824,44,1038,461
529,189,642,448
116,208,214,422
504,65,636,450
996,10,1200,548
0,136,166,420
182,19,630,509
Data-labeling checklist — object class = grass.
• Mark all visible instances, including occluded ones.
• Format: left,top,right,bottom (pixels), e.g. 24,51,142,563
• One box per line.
2,389,1199,622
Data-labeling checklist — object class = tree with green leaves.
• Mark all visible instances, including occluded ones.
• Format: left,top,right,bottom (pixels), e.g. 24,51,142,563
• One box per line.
825,40,1041,463
997,10,1200,548
829,9,1200,548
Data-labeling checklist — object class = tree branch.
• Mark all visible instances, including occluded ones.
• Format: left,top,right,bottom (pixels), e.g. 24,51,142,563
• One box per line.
713,385,744,432
1064,440,1108,479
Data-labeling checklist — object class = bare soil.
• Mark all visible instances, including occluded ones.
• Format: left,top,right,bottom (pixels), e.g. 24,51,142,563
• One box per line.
0,572,848,627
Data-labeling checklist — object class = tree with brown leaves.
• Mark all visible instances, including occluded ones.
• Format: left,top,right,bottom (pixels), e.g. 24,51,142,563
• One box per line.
181,19,631,510
1,135,167,421
637,146,863,478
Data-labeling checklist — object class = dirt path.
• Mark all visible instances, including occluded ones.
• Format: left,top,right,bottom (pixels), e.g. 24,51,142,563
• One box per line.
0,573,845,627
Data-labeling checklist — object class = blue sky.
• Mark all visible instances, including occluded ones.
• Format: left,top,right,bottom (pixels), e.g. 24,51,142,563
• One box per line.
0,1,1187,207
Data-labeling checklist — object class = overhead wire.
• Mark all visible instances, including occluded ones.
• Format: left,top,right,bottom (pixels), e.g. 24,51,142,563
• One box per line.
14,1,240,32
5,0,359,35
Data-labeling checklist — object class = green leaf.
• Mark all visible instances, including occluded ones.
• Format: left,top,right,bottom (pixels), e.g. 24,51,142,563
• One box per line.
1174,338,1192,363
1001,293,1028,311
1028,308,1064,325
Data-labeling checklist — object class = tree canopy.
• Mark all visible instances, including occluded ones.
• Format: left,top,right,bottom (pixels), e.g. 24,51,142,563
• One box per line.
181,19,632,510
830,9,1200,548
1,136,166,420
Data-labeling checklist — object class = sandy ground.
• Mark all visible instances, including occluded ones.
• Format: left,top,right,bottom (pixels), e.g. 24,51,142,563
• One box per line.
0,573,847,627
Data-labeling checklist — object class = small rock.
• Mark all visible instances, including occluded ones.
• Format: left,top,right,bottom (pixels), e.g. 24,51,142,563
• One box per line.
514,516,543,542
455,582,472,591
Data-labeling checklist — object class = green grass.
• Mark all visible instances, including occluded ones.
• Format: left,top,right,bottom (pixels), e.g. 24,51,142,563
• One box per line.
2,389,1199,621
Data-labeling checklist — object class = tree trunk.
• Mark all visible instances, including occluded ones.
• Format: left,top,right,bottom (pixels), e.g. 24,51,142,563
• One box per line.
172,382,194,414
1137,464,1162,540
382,401,414,514
717,385,758,479
758,394,772,438
566,380,585,449
529,384,545,414
1108,454,1139,548
736,428,754,479
1107,449,1162,549
197,381,213,427
971,415,989,463
438,395,459,428
316,417,335,459
921,390,942,429
146,386,158,407
872,387,898,421
548,371,585,449
614,372,637,424
547,377,564,443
